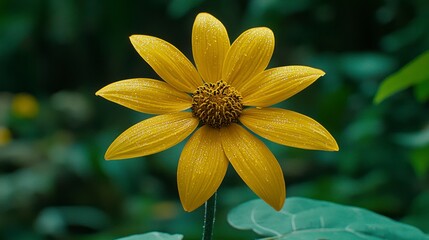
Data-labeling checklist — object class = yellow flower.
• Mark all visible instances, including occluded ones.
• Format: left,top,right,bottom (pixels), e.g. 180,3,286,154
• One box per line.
0,126,12,146
96,13,338,212
11,93,39,118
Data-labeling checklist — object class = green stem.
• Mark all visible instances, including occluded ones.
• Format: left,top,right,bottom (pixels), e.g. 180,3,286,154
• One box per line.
202,192,217,240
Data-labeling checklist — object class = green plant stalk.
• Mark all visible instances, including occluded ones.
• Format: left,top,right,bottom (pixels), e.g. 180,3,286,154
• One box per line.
202,192,217,240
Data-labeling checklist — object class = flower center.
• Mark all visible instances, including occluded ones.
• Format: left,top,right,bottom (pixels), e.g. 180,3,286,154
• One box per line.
191,80,243,128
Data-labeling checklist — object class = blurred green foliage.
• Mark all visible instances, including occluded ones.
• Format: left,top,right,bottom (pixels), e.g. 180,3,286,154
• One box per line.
1,0,429,239
374,50,429,103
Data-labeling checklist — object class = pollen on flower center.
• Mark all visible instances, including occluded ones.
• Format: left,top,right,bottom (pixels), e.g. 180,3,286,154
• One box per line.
191,80,243,128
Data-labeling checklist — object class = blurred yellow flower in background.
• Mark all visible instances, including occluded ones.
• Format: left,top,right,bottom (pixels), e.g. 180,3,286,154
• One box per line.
11,93,39,119
0,126,12,146
96,13,338,212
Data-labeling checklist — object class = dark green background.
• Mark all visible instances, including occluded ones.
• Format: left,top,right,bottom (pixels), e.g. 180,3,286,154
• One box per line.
1,0,429,239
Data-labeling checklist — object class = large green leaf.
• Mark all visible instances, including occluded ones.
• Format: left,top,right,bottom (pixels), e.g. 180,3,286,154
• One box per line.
374,50,429,104
228,197,429,240
116,232,183,240
415,79,429,102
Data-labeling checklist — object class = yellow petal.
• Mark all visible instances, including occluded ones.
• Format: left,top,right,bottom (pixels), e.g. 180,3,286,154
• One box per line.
130,35,202,93
178,126,228,212
96,78,192,114
220,124,285,210
240,108,339,151
222,27,274,91
192,13,230,83
105,112,199,160
241,66,325,107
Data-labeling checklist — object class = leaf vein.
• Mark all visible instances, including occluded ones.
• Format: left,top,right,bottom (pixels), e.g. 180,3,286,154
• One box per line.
251,209,282,236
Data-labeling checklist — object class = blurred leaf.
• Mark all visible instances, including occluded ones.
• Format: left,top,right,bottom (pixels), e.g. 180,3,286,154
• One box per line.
167,0,204,18
374,50,429,104
35,206,110,235
344,115,383,142
228,197,429,240
341,52,396,81
51,91,93,127
402,191,429,233
247,0,312,17
0,14,34,57
287,172,391,207
394,127,429,147
381,13,428,52
116,232,183,240
410,145,429,177
415,78,429,102
47,0,79,43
